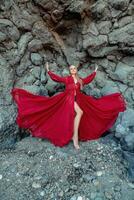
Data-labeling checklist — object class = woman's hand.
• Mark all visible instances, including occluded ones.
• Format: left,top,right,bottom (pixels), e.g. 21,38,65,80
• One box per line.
45,62,49,72
95,66,98,72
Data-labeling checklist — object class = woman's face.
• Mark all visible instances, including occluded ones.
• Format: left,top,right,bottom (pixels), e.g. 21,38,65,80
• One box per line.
69,65,77,75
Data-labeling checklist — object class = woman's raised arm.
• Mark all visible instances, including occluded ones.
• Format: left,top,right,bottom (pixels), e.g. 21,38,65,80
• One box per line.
81,71,96,85
45,62,66,83
81,66,98,85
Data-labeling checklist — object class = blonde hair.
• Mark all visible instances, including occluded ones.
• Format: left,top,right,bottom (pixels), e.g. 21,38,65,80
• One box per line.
69,65,84,90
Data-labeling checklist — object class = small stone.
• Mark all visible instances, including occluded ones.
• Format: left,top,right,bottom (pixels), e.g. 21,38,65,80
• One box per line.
70,185,78,190
96,171,103,176
40,191,45,196
70,196,77,200
104,191,113,199
34,176,42,180
73,163,81,168
58,191,64,197
128,183,134,189
0,174,3,179
82,175,93,182
93,180,100,186
90,192,97,199
95,198,103,200
32,182,41,188
16,173,20,176
49,155,53,159
30,53,43,66
97,146,103,150
77,196,84,200
114,185,121,192
28,39,43,52
65,188,69,192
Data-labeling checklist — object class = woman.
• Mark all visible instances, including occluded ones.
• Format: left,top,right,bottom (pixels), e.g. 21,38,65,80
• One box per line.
46,62,98,149
11,63,127,150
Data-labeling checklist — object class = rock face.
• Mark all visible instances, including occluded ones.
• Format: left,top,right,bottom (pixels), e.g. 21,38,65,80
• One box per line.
0,0,134,180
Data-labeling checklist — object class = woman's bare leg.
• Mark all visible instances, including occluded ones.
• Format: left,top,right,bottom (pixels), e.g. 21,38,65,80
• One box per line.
72,101,83,150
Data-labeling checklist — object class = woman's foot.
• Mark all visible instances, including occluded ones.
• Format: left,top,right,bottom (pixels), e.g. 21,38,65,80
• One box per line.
72,136,80,150
74,143,80,150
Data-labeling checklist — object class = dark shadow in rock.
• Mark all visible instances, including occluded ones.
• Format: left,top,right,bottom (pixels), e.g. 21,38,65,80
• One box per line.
63,11,81,20
122,151,134,183
100,131,119,146
18,128,30,140
120,137,134,152
101,131,110,137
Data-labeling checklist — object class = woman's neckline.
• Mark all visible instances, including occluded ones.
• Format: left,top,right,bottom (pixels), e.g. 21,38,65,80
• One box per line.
71,75,78,84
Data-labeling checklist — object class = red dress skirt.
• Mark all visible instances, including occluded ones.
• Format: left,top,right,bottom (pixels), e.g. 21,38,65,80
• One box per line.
11,70,127,147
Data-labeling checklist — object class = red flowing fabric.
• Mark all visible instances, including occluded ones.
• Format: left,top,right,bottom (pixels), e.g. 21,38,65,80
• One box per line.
11,70,127,147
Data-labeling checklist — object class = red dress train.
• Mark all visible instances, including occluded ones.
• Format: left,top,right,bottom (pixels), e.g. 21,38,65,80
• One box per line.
11,70,127,147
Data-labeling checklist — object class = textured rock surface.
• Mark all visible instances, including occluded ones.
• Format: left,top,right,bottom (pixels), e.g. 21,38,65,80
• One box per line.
0,0,134,183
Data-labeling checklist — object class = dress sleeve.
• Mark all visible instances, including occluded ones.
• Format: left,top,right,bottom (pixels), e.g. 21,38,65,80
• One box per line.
81,71,96,85
47,70,66,83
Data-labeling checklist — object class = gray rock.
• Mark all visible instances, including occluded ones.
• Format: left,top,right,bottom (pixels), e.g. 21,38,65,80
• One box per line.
83,35,109,57
83,35,108,49
115,124,128,138
123,133,134,152
83,22,99,36
30,53,43,66
124,88,134,107
10,32,33,66
28,39,43,52
109,23,134,45
32,21,54,46
120,108,134,128
0,0,12,11
118,16,133,27
0,19,20,41
128,167,134,182
97,21,112,34
16,52,32,76
0,55,14,103
65,0,85,13
70,196,77,200
122,56,134,67
122,151,134,182
0,31,7,42
0,105,19,150
34,0,58,10
90,0,111,20
32,182,41,188
109,0,130,11
12,5,39,30
94,71,106,88
114,62,134,86
101,81,119,95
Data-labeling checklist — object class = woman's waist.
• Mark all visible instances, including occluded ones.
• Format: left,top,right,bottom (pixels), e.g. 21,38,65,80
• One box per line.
65,87,80,91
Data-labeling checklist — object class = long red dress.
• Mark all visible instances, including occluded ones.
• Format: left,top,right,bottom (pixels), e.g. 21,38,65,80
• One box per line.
11,70,127,147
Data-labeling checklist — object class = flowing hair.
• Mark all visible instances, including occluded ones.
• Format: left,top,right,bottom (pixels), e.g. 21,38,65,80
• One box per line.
75,73,84,90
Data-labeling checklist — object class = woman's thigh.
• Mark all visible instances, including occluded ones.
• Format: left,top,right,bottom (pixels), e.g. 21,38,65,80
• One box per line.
74,101,83,114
